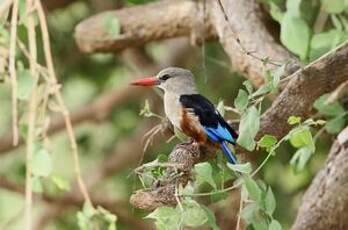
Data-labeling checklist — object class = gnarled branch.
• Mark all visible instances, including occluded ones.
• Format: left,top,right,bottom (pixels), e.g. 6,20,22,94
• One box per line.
292,127,348,230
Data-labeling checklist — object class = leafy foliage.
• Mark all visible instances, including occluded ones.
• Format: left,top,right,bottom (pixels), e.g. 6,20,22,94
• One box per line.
263,0,348,61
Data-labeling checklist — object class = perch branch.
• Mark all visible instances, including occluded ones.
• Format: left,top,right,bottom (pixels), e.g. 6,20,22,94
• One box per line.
130,142,216,210
292,127,348,230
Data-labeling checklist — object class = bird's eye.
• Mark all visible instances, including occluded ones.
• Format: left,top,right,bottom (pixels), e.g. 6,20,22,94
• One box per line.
159,74,170,81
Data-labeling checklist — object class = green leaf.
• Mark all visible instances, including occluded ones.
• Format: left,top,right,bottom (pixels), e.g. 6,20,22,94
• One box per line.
289,127,314,149
241,203,258,224
51,175,70,191
201,206,220,230
194,162,217,189
321,0,346,13
288,116,301,125
280,13,311,60
269,2,284,23
234,89,249,112
286,0,302,17
181,199,208,227
32,176,43,193
243,80,254,94
237,106,260,151
251,85,271,98
264,187,276,216
290,146,314,173
17,69,36,100
243,176,262,204
309,29,345,60
258,135,277,152
227,162,252,174
269,219,282,230
103,13,121,38
82,201,95,218
32,148,52,177
314,94,345,117
145,207,180,230
325,116,346,134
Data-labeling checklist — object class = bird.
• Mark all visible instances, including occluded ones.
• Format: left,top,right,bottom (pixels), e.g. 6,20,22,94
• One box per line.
130,67,239,164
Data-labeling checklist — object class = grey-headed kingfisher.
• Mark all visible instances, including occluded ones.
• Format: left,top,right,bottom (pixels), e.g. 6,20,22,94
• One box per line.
131,67,239,164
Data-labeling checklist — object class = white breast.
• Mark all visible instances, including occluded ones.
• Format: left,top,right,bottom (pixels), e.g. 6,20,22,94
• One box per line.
164,92,182,129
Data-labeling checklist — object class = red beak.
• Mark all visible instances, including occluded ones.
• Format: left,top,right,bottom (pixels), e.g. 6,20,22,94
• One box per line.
130,77,160,86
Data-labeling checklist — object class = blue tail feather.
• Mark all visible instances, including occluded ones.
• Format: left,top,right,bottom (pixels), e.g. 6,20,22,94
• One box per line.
220,141,238,164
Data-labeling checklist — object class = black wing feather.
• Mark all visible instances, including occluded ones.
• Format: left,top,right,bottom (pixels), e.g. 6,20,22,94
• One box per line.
179,94,239,141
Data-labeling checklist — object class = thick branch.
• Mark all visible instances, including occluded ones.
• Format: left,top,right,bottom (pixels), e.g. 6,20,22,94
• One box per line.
258,43,348,141
75,0,216,53
292,127,348,230
130,142,216,210
74,0,299,86
211,0,299,86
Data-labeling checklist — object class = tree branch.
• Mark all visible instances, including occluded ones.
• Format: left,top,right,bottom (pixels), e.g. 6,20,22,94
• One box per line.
75,0,216,53
74,0,299,86
211,0,299,86
258,43,348,141
292,126,348,230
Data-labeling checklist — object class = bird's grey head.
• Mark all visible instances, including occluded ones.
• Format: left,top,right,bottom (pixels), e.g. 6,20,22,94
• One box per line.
156,67,197,94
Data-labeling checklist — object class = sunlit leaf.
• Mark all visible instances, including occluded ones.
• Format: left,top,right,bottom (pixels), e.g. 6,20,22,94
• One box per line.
234,89,248,112
289,127,314,149
194,162,217,190
227,162,252,174
237,106,260,151
280,13,311,60
243,176,262,204
264,187,276,216
287,116,301,125
325,116,346,134
181,199,208,227
243,80,254,94
321,0,346,13
269,219,282,230
32,176,43,193
258,135,277,152
51,175,70,191
145,207,180,230
32,148,52,177
201,206,220,230
17,69,36,100
290,146,314,173
241,203,258,224
314,94,345,117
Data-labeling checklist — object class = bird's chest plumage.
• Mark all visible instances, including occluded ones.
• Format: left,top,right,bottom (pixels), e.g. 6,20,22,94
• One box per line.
164,93,182,129
164,92,207,144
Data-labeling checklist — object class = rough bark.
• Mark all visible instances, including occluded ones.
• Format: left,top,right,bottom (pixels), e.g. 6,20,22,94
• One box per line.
292,128,348,230
74,0,298,86
211,0,299,86
75,0,216,53
258,43,348,141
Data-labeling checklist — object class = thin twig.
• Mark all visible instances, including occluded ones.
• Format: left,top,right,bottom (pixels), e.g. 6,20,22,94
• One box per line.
35,0,92,205
9,0,19,146
25,0,38,229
